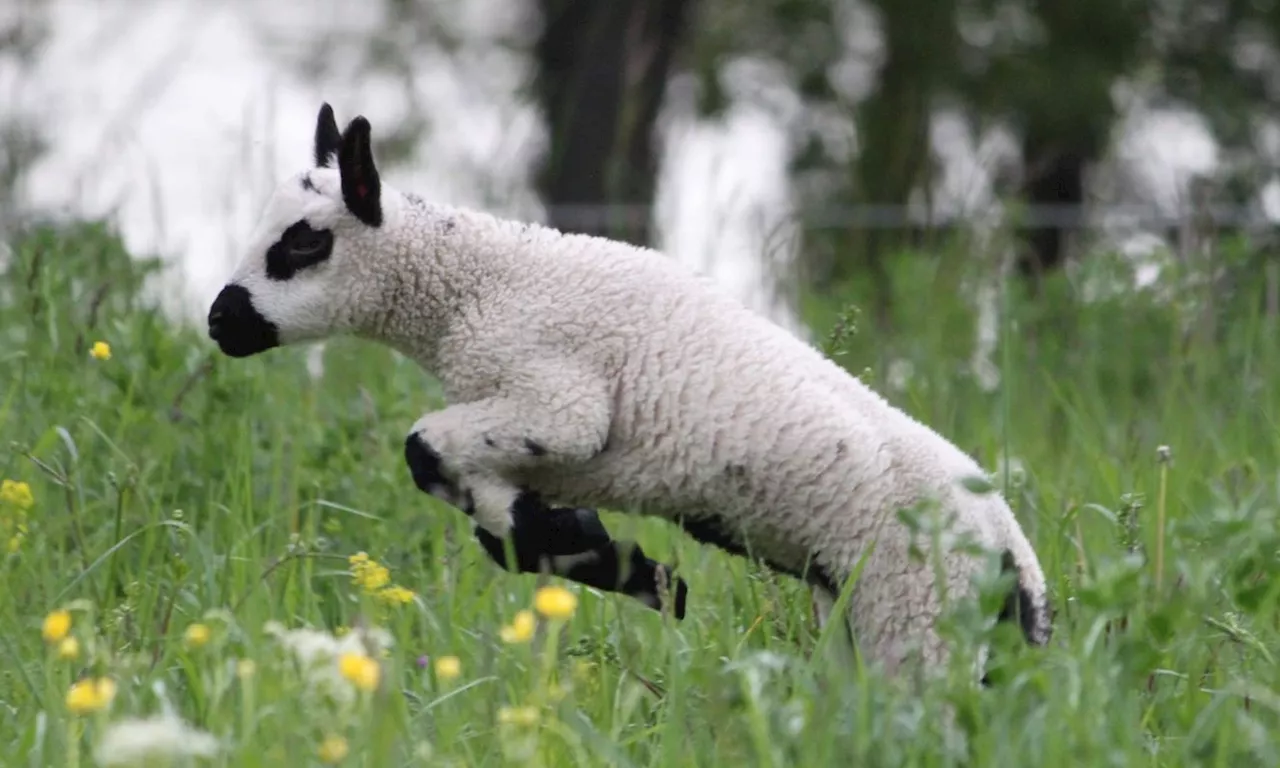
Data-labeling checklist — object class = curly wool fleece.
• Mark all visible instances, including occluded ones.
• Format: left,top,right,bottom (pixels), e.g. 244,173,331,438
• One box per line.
207,104,1051,679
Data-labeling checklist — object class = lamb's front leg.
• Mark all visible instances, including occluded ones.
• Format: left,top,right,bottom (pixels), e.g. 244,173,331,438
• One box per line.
401,383,688,617
401,391,605,538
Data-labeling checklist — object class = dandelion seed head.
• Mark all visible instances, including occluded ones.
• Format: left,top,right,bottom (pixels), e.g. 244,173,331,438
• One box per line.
94,711,220,766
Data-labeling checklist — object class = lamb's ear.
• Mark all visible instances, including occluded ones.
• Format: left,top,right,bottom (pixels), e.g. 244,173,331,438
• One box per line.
338,116,383,227
314,103,342,168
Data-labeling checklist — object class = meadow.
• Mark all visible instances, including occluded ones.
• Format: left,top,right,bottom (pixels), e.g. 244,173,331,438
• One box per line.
2,219,1279,767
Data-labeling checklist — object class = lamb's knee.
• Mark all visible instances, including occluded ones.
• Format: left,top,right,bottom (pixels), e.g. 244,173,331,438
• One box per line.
404,433,468,508
404,432,520,533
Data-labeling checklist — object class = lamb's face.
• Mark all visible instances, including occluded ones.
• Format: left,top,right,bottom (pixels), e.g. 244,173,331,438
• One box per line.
208,104,387,358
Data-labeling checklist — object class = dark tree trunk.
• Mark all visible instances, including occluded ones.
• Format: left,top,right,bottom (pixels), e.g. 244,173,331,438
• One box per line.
533,0,696,246
835,0,954,331
1017,138,1087,281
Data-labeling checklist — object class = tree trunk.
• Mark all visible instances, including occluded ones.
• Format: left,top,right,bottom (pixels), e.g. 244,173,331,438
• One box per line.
843,0,948,331
533,0,696,246
1017,136,1087,282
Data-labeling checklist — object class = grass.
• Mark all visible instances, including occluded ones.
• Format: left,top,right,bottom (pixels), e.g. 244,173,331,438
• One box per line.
2,219,1279,767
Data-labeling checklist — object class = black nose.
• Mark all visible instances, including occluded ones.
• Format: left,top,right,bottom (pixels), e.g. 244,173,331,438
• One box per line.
206,283,280,358
207,307,224,340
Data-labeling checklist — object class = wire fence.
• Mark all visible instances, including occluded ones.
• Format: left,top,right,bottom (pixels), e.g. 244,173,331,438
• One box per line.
540,203,1280,232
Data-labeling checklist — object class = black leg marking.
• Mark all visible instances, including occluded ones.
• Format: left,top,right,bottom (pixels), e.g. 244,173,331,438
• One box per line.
996,549,1050,646
984,549,1052,688
523,438,547,457
475,491,689,619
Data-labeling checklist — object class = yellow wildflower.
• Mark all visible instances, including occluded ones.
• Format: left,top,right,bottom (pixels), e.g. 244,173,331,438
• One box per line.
349,552,390,592
0,479,33,510
317,734,349,764
66,677,117,715
90,341,112,361
376,585,415,605
338,652,380,691
184,623,211,648
499,610,536,644
42,609,72,643
534,585,578,620
497,705,541,727
433,655,461,681
1,482,29,553
58,637,80,661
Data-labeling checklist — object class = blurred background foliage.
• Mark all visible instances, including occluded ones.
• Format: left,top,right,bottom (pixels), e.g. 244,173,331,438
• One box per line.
2,0,1279,362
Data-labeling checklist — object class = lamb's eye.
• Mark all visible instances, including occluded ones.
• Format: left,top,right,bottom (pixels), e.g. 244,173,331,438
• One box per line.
290,232,330,257
265,221,335,281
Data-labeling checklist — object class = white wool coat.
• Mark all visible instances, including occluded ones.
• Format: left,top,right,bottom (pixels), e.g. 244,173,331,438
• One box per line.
230,170,1051,675
214,107,1051,677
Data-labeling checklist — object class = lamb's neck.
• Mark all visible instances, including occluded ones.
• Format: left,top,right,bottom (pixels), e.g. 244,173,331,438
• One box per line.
362,201,520,371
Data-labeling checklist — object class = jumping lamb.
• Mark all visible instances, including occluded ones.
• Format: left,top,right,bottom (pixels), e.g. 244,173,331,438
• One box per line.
206,103,1052,679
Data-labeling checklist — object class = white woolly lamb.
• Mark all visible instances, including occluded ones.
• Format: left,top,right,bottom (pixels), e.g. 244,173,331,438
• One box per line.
207,104,1051,679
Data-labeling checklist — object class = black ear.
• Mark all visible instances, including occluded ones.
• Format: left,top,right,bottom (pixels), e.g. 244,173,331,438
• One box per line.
314,103,342,168
338,116,383,227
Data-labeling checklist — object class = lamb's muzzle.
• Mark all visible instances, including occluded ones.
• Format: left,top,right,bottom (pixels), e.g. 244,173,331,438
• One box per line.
208,283,279,358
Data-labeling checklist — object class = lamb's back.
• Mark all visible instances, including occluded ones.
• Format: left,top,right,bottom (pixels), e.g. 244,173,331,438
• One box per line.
522,239,1004,568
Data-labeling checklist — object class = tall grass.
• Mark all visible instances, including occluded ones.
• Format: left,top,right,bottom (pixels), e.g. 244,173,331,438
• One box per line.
2,220,1278,766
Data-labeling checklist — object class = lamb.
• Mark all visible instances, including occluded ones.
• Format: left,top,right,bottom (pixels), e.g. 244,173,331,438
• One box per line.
206,103,1052,679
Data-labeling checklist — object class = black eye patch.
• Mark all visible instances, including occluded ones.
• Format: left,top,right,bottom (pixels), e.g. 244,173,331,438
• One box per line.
265,220,335,281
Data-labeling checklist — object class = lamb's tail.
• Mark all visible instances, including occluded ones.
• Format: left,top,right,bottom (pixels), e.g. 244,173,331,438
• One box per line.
996,547,1052,647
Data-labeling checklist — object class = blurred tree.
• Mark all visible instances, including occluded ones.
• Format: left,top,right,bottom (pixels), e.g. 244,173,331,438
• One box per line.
533,0,699,245
953,0,1147,281
0,1,50,235
688,0,958,328
1152,0,1280,210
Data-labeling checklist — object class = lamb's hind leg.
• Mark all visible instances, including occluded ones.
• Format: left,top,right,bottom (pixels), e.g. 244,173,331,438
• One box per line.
473,494,688,619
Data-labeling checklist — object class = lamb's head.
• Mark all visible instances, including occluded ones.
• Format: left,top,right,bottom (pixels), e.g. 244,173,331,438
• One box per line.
207,103,399,358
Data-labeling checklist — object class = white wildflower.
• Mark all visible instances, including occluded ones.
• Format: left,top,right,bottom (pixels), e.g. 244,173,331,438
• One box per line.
94,711,220,766
263,621,393,664
263,621,393,709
